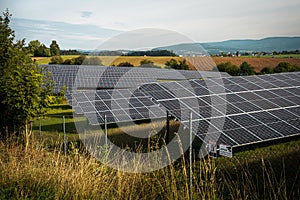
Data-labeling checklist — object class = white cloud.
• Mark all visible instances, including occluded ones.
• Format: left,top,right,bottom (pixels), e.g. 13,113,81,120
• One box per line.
2,0,300,46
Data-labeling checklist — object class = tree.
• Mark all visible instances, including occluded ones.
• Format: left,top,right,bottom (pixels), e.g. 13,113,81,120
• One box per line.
27,40,41,55
34,44,51,57
165,58,189,70
239,62,256,75
178,59,189,70
50,40,60,56
0,10,54,148
27,40,51,57
165,59,178,69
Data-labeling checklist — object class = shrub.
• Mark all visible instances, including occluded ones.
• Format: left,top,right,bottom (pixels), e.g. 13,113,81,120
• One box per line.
216,62,240,76
117,62,134,67
239,62,256,75
260,67,274,74
49,56,63,64
273,62,300,73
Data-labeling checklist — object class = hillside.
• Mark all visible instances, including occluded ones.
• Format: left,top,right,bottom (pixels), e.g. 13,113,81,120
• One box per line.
156,37,300,55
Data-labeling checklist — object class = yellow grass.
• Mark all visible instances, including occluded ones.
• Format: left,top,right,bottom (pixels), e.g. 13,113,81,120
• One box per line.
32,56,182,66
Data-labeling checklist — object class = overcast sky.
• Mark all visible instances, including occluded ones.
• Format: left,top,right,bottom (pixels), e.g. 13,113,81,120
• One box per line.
2,0,300,49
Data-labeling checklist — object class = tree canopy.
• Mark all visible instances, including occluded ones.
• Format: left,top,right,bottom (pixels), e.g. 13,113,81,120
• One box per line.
273,62,300,73
216,62,241,76
165,58,190,70
0,10,54,147
27,40,41,55
50,40,60,56
239,62,256,75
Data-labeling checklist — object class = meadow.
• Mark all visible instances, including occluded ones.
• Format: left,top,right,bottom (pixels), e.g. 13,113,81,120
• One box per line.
1,103,299,199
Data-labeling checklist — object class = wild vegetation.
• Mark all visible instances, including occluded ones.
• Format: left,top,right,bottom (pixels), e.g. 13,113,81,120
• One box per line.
0,128,299,199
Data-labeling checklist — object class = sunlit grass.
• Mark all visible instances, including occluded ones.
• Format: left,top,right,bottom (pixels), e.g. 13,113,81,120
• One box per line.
5,103,298,199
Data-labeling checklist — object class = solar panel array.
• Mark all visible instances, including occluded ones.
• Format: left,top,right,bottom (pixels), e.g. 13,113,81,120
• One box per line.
139,72,300,147
72,88,166,125
73,71,300,147
45,64,300,148
43,64,230,92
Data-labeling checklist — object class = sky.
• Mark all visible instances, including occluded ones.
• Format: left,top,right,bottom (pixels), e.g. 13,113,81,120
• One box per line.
1,0,300,49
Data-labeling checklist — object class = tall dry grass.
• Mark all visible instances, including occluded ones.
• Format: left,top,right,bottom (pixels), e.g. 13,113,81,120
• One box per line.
0,139,298,199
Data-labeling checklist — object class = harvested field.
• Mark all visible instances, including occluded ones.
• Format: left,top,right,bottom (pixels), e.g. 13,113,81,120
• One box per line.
33,55,300,72
212,57,300,72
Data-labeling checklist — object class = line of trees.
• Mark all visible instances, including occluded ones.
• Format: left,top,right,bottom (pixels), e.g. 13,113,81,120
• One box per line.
115,59,160,68
27,40,60,57
126,50,177,57
216,61,300,76
60,49,83,55
49,55,103,65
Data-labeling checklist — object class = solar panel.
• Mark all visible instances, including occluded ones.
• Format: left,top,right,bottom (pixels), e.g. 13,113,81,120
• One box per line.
72,88,167,125
44,64,231,94
52,64,300,149
137,71,300,147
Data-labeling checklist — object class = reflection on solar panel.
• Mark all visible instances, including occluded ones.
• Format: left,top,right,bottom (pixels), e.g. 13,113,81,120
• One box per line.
49,64,300,148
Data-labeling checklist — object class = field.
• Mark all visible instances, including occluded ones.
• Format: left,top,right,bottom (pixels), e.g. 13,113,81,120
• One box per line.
33,56,182,67
34,55,300,72
1,103,299,199
212,57,300,72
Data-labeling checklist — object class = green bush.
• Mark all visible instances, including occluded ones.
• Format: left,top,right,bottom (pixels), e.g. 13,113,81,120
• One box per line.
216,62,240,76
49,56,63,64
273,62,300,73
117,61,134,67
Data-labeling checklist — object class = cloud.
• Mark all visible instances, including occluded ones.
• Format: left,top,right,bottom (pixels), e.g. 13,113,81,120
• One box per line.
10,18,122,49
81,11,93,18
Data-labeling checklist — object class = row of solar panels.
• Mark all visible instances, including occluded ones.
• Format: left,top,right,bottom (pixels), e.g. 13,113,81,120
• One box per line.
71,71,300,147
43,65,230,91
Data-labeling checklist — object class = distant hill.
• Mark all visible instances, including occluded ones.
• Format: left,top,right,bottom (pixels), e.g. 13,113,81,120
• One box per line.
155,37,300,55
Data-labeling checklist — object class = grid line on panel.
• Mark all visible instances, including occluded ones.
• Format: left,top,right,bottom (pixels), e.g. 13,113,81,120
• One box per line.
54,66,300,148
